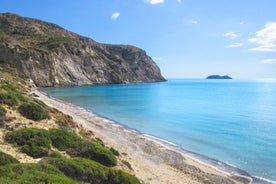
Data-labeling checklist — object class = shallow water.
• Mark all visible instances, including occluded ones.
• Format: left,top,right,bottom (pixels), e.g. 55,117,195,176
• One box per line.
41,79,276,182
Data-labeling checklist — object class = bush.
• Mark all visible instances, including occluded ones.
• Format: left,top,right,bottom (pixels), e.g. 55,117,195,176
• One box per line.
5,128,50,158
0,105,6,124
45,157,140,184
0,82,26,106
54,114,75,128
49,129,82,151
0,151,19,166
108,169,140,184
0,93,19,106
0,163,77,183
67,140,117,167
49,128,117,166
18,103,50,121
49,151,63,158
110,147,120,156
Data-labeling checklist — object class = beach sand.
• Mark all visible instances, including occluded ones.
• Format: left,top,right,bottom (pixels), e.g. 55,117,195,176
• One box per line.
34,90,250,184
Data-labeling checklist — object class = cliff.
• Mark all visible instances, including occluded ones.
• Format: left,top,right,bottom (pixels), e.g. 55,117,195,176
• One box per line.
0,13,166,87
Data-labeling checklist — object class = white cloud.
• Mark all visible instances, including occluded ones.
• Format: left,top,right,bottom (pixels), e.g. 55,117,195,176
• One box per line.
190,20,198,24
239,21,245,25
248,22,276,52
177,0,182,3
224,32,238,39
262,59,276,63
111,12,120,20
153,56,163,61
228,43,244,48
145,0,164,5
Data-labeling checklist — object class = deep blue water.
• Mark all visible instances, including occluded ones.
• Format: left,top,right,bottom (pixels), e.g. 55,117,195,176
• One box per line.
41,79,276,182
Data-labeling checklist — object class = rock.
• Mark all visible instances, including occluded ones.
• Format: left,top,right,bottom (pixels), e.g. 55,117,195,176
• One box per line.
206,75,232,79
0,13,166,87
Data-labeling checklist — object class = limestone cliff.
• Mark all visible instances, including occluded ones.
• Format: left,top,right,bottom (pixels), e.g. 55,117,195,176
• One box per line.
0,13,166,87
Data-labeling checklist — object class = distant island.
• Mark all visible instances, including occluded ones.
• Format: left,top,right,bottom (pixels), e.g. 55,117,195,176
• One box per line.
206,75,232,79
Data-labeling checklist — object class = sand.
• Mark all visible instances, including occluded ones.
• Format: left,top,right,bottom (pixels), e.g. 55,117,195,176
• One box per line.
34,90,250,184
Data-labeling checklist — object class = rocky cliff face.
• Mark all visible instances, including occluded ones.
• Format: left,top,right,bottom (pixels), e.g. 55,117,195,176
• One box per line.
0,13,166,87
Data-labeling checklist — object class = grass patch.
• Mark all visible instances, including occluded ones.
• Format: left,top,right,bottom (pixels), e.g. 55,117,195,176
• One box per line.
49,129,82,151
0,105,6,125
67,140,117,167
0,163,77,183
0,82,26,106
0,93,19,106
0,151,19,166
18,103,50,121
45,157,140,184
49,128,117,166
49,151,63,158
5,128,50,158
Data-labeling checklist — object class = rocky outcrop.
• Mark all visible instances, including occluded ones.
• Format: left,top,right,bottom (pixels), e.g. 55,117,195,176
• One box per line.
0,13,166,87
206,75,232,79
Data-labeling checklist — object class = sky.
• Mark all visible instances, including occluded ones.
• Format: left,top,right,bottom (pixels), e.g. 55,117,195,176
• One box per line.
1,0,276,79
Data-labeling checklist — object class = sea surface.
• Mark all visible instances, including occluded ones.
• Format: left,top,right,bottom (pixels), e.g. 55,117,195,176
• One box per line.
41,79,276,182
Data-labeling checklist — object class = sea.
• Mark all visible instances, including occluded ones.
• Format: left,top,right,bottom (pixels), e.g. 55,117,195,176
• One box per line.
41,79,276,183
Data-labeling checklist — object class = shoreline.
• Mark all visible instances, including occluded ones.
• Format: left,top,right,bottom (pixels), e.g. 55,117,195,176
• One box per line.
34,90,274,184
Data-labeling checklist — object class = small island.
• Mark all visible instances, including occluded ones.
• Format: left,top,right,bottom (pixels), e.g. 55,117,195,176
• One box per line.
206,75,232,79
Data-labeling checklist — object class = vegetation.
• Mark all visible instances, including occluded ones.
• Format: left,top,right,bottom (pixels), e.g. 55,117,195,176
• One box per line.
53,112,76,128
110,147,120,156
48,151,63,158
18,103,50,121
49,128,117,166
0,82,26,107
0,163,77,183
0,151,19,166
67,140,117,167
5,128,117,166
0,69,139,183
45,157,140,184
5,128,50,158
49,128,82,151
0,105,6,125
0,93,19,107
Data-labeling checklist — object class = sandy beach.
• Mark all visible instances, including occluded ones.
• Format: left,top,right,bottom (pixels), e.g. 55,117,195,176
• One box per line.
34,90,251,184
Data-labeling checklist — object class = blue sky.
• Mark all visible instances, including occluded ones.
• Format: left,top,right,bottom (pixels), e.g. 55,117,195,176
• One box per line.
1,0,276,79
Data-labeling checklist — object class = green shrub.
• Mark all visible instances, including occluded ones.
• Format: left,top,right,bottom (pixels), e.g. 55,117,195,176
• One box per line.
49,128,116,166
0,163,77,183
0,82,26,106
1,82,17,92
0,93,19,106
0,105,6,124
5,128,50,158
18,103,50,121
110,147,120,156
54,114,75,128
67,140,117,167
0,151,19,166
49,151,63,158
108,169,140,184
45,157,140,184
49,129,82,151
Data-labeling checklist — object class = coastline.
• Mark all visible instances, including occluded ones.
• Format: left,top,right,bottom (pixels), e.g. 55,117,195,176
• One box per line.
34,90,272,184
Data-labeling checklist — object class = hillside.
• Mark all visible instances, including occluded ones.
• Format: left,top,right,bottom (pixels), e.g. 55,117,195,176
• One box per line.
0,68,140,183
0,13,165,87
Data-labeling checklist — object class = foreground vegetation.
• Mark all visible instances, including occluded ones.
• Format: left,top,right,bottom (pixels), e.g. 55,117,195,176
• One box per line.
0,150,139,184
0,71,140,183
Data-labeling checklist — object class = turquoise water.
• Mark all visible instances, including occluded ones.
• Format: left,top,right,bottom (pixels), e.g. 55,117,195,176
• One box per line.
41,79,276,182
